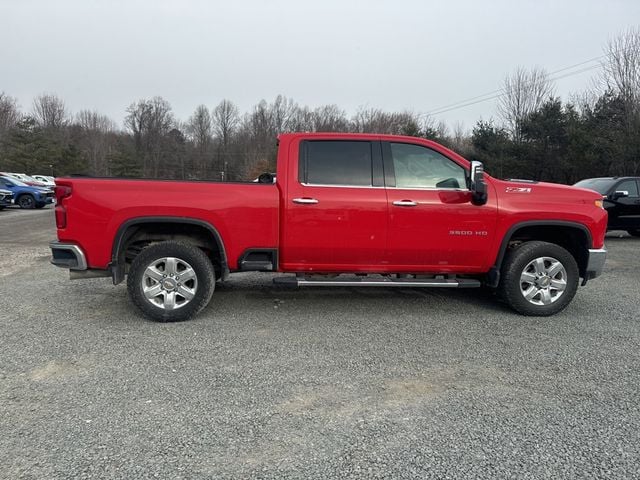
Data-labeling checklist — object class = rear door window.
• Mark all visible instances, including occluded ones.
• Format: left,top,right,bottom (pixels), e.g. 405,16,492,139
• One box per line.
300,141,373,186
616,179,639,197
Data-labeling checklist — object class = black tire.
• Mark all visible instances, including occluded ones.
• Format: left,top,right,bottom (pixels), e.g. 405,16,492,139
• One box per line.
0,206,4,211
627,229,640,237
499,241,579,316
17,194,36,209
127,241,215,322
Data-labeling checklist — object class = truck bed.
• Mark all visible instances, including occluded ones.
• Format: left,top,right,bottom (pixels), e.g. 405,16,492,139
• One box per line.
55,178,280,270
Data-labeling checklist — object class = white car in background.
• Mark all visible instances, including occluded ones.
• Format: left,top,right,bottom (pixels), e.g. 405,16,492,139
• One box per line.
31,175,56,187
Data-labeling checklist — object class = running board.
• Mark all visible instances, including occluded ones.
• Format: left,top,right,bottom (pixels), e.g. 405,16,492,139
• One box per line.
273,275,481,288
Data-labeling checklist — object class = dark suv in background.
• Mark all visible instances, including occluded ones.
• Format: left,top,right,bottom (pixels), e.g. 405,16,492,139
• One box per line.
574,177,640,237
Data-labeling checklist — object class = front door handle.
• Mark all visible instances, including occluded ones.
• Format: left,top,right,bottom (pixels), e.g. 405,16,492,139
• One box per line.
292,197,319,205
392,200,418,207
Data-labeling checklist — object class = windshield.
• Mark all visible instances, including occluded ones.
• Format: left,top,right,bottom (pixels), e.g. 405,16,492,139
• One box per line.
574,178,615,195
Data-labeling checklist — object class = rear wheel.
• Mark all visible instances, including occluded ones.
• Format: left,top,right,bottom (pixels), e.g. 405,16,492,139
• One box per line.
127,241,215,322
627,229,640,237
499,241,579,316
17,194,35,209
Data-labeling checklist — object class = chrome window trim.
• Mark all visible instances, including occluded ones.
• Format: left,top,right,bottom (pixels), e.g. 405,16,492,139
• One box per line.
301,183,384,189
387,186,470,192
300,182,470,192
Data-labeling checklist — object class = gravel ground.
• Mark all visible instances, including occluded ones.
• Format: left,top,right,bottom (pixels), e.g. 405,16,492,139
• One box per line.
1,208,639,479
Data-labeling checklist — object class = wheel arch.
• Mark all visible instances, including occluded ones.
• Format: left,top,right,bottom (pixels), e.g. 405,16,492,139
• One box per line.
16,192,35,205
489,220,592,286
110,216,229,285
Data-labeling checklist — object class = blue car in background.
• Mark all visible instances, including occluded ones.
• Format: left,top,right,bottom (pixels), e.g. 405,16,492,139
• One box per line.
0,175,54,209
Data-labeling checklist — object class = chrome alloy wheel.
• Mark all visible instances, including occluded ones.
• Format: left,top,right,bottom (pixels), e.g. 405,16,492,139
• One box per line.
141,257,198,310
519,256,567,306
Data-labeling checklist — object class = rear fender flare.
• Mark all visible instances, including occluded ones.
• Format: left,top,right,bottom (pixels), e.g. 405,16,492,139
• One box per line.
110,216,229,284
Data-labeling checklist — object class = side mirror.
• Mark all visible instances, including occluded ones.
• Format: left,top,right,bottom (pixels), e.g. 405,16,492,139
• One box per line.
611,190,629,200
469,161,488,205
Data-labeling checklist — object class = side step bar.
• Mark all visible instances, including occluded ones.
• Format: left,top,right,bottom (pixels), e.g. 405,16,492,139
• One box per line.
273,275,481,288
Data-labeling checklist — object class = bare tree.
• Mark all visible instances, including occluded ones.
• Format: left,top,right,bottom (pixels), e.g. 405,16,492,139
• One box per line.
288,105,315,132
270,95,298,132
32,93,68,129
420,114,449,142
212,99,239,148
77,109,116,133
600,28,640,114
497,66,555,141
352,107,386,133
124,96,174,177
186,105,213,150
352,107,426,135
76,110,117,175
0,92,20,139
212,100,240,179
186,105,213,177
313,104,349,131
449,122,472,156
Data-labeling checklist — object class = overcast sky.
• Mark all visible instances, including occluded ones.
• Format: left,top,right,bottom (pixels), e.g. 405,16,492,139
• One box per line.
1,0,638,130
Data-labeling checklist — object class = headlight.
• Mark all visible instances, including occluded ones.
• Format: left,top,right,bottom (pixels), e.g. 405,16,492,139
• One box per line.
595,199,604,208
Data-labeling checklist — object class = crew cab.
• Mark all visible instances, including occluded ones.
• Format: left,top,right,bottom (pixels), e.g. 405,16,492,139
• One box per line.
50,133,608,322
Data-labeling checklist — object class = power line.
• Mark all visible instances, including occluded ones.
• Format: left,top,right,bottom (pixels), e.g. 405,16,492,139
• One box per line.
426,63,602,116
422,48,628,117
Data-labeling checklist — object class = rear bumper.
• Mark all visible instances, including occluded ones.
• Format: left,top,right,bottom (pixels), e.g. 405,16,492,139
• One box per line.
50,241,87,270
585,247,607,280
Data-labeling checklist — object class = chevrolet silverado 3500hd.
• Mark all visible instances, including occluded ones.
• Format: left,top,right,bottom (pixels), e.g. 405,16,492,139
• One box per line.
50,133,607,322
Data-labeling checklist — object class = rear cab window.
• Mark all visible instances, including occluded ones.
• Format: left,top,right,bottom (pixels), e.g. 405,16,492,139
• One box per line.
299,140,383,187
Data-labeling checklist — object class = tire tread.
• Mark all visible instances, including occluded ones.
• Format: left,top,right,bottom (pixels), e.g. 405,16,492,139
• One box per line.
499,241,579,316
127,241,215,322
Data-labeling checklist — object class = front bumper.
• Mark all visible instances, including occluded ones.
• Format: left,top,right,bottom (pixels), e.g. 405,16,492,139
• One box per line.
0,194,12,206
585,247,607,281
50,241,87,270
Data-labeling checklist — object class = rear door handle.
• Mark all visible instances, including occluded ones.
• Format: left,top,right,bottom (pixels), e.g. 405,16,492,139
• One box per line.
392,200,418,207
292,197,319,204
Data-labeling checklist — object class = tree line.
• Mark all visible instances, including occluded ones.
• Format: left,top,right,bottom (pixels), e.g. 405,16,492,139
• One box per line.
0,29,638,184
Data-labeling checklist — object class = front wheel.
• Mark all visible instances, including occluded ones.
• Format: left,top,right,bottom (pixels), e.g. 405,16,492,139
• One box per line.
17,194,36,209
127,241,215,322
499,241,579,316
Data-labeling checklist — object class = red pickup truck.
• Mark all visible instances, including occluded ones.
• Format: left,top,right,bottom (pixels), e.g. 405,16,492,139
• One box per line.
50,133,607,322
